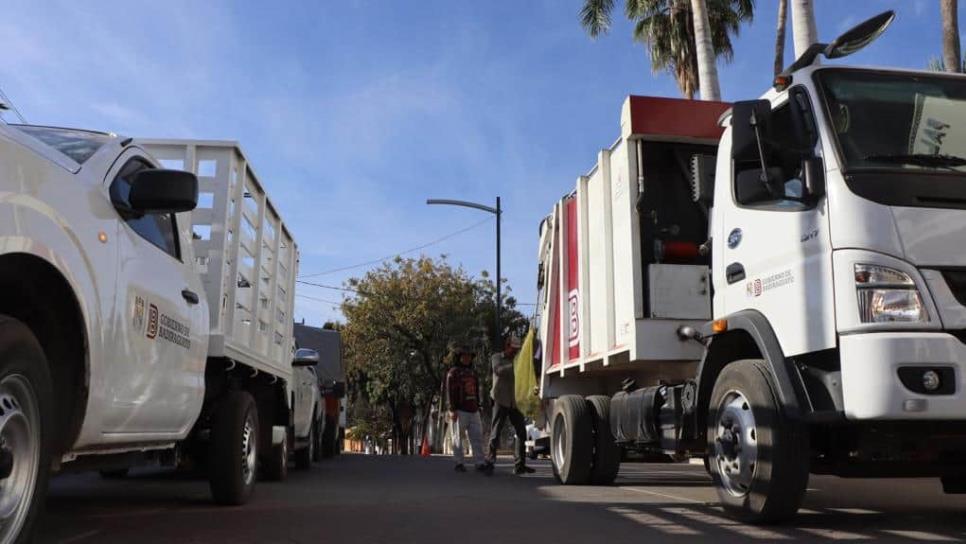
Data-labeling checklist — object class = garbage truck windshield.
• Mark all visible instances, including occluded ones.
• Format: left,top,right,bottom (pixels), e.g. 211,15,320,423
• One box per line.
816,69,966,174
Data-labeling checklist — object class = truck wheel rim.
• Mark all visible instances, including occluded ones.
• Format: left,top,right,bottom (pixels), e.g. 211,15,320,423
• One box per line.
713,390,758,497
241,417,256,487
551,413,566,470
0,374,41,541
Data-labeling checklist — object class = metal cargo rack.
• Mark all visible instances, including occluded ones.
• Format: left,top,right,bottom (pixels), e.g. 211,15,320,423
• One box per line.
139,139,298,380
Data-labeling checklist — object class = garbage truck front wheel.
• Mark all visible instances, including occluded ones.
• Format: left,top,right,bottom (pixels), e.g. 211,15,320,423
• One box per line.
707,359,809,524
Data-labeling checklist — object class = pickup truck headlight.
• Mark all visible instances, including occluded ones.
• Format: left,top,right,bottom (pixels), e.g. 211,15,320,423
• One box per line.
854,264,928,323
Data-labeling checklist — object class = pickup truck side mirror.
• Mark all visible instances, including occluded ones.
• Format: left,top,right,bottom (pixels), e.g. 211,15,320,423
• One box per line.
293,348,320,367
128,169,199,214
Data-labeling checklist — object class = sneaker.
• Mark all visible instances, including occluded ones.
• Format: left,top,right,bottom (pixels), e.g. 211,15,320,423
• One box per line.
454,464,467,472
475,463,494,475
513,465,536,475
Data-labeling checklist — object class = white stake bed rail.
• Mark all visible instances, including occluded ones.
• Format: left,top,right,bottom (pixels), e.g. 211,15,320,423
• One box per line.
140,139,298,379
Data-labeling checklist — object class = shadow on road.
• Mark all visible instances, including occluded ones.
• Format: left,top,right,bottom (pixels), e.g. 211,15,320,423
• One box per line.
39,454,966,543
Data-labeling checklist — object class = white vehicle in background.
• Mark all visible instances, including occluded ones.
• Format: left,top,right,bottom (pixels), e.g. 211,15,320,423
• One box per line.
292,348,323,467
525,423,549,460
0,127,306,542
535,12,966,523
294,323,346,457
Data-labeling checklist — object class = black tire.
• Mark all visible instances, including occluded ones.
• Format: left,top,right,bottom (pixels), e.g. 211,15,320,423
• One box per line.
586,395,621,485
262,428,288,481
99,468,130,479
707,359,809,524
0,316,53,544
311,417,324,463
295,424,313,471
321,419,337,459
550,395,593,485
208,391,258,505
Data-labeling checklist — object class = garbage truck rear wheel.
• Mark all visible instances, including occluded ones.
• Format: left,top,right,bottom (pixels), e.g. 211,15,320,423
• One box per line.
551,395,593,485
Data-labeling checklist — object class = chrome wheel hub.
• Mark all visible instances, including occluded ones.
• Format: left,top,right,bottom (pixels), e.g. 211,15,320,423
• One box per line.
713,390,758,497
241,418,256,486
551,413,566,469
0,374,40,542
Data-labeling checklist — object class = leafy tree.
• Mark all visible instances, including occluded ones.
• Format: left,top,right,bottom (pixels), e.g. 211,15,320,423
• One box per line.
580,0,754,99
341,256,525,454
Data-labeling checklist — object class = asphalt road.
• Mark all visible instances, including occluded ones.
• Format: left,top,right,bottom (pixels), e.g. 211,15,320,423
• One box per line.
40,454,966,543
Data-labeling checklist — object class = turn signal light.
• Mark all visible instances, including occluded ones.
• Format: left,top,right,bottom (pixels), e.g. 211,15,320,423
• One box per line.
711,319,728,334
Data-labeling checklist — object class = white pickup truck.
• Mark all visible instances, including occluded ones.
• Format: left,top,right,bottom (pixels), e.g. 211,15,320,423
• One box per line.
0,127,311,542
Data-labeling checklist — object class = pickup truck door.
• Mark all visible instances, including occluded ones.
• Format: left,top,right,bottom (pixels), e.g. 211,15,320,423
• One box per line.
101,152,208,436
293,366,315,438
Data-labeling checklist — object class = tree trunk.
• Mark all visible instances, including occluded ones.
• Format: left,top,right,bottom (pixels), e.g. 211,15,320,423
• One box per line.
690,0,721,100
774,0,788,75
942,0,962,73
791,0,819,61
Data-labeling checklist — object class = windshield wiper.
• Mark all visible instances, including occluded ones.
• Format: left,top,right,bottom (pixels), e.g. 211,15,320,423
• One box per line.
864,153,966,169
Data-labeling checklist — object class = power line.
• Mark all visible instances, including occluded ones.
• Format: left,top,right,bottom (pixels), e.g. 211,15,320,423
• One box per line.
295,293,344,305
298,216,493,278
296,280,359,294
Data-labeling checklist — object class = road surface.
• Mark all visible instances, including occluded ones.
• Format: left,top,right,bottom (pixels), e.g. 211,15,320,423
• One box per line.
40,454,966,543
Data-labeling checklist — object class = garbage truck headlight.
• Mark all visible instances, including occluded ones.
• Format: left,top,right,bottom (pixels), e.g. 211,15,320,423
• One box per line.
854,264,928,323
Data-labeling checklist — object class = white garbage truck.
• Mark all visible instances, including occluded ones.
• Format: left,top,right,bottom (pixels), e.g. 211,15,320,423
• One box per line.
0,128,313,542
536,11,966,522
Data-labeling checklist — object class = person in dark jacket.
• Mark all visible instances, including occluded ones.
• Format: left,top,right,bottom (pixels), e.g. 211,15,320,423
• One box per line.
446,343,488,473
486,335,534,475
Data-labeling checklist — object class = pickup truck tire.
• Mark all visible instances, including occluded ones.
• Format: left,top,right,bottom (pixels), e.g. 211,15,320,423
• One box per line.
208,391,258,505
707,359,809,524
0,316,52,544
586,395,621,485
263,429,288,481
550,395,593,485
311,418,323,463
321,419,337,459
295,424,313,470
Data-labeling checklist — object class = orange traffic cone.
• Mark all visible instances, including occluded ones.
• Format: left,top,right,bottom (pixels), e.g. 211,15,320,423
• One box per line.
420,434,431,458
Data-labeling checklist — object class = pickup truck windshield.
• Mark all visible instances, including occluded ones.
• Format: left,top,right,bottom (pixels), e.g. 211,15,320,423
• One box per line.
816,70,966,174
12,125,112,164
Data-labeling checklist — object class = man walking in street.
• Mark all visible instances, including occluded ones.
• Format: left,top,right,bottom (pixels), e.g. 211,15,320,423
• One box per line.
487,335,535,475
446,343,488,473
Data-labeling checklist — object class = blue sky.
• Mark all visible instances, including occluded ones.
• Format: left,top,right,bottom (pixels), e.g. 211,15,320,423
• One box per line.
0,0,947,325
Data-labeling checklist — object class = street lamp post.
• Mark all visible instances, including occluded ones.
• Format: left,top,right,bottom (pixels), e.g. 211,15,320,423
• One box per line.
426,197,502,348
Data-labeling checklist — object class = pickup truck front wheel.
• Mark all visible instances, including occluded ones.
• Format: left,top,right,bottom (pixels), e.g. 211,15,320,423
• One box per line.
208,391,258,505
294,423,313,470
311,417,323,463
0,316,52,544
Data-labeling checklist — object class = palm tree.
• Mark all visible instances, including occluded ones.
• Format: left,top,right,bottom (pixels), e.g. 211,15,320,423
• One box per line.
791,0,818,59
580,0,754,100
941,0,962,73
691,0,721,100
774,0,788,75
